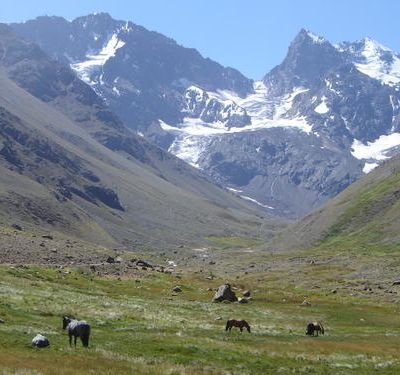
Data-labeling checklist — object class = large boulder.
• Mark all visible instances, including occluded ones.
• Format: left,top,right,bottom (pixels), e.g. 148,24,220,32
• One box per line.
32,334,50,348
212,284,237,302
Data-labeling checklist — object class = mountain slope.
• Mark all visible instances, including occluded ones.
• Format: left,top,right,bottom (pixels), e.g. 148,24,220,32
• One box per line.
276,154,400,251
0,24,275,251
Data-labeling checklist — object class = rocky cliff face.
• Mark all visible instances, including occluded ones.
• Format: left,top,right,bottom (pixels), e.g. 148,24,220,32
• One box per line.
12,16,400,217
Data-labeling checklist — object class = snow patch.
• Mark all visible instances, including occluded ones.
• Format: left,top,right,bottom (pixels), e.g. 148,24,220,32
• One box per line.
227,187,244,193
161,82,313,167
363,162,379,173
272,87,310,120
163,122,208,169
160,115,312,137
351,133,400,161
354,38,400,86
314,96,329,114
112,86,121,96
239,195,274,210
71,34,125,85
171,83,312,135
351,133,400,173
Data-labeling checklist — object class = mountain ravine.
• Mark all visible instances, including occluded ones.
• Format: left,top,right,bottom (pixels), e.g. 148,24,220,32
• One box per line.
12,15,400,218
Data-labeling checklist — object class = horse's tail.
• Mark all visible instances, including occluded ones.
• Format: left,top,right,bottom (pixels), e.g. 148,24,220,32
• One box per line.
225,320,230,331
81,325,91,347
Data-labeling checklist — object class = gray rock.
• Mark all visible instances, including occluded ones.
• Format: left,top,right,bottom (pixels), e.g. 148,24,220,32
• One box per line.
32,334,50,348
106,256,115,264
41,235,53,240
114,256,123,264
238,297,249,304
136,259,154,268
212,284,237,303
172,286,182,293
242,290,251,297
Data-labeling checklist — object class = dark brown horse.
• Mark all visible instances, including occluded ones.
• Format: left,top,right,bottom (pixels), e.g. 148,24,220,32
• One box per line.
226,319,251,333
306,321,324,336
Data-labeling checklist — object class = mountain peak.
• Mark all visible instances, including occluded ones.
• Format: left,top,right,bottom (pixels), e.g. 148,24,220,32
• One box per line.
73,12,117,29
360,37,391,53
297,29,326,44
263,28,343,94
78,12,114,21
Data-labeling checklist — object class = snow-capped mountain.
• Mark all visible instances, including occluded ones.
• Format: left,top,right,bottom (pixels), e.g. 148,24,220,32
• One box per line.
339,37,400,87
12,13,252,131
11,16,400,217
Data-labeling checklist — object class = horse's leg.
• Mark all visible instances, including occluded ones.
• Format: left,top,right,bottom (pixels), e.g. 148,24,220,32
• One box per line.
240,327,243,332
74,335,77,347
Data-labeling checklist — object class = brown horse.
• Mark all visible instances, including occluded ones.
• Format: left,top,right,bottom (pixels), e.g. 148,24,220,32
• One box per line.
226,319,251,333
306,321,324,336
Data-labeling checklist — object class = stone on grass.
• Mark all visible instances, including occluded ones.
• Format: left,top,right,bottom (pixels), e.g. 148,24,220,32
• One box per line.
32,334,50,348
106,256,115,264
213,284,237,303
114,256,123,264
172,286,182,293
136,260,154,268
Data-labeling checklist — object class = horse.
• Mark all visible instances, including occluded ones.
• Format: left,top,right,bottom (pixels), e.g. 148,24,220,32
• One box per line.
306,321,324,337
63,316,91,347
226,319,251,333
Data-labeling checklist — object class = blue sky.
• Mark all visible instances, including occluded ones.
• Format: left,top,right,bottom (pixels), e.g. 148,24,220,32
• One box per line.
1,0,400,79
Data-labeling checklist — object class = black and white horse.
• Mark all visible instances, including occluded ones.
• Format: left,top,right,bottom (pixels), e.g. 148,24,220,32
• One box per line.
63,316,91,347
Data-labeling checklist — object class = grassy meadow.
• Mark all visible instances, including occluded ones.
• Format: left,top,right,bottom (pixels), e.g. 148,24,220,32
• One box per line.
1,261,400,374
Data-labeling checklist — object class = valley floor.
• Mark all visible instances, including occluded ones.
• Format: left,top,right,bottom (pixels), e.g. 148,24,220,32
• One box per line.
1,226,400,374
1,246,400,374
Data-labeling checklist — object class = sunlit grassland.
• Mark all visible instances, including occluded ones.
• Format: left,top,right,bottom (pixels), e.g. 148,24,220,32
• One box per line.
1,265,400,374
